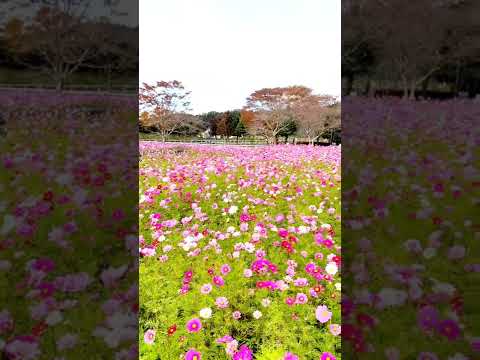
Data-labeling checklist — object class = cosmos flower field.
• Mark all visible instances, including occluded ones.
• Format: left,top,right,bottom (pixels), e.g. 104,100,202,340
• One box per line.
342,98,480,359
0,92,138,360
139,143,341,360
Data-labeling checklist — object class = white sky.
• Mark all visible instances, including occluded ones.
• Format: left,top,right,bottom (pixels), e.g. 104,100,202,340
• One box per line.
140,0,340,114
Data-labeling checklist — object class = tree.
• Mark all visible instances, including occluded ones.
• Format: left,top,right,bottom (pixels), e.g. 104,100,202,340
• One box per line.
320,102,341,144
139,81,191,142
225,110,241,137
239,110,255,133
233,119,248,139
244,86,312,144
277,117,297,143
292,94,337,145
4,2,102,90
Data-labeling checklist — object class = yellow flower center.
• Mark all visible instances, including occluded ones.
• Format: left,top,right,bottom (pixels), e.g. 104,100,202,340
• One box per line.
192,323,197,328
193,356,198,360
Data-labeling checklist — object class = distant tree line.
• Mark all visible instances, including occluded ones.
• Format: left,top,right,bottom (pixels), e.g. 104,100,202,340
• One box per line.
139,81,340,145
0,0,138,90
342,0,480,98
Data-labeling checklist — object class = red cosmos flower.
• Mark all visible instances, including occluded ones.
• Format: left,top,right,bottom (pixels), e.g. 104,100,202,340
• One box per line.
313,285,324,294
207,268,214,276
353,340,366,352
97,163,107,173
31,322,48,337
438,319,461,341
281,240,293,253
450,295,464,314
131,303,139,313
43,191,54,201
356,313,375,329
432,216,443,225
167,324,177,336
288,235,298,244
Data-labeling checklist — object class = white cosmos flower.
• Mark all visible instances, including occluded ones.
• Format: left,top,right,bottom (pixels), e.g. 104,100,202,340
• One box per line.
325,262,338,275
252,310,262,319
423,247,437,259
199,307,212,319
448,353,469,360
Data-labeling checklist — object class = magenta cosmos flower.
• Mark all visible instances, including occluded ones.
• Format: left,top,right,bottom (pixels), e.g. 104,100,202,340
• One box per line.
284,352,299,360
144,329,156,344
186,318,202,333
437,319,460,341
417,352,438,360
185,349,202,360
213,275,225,287
316,305,332,323
320,352,336,360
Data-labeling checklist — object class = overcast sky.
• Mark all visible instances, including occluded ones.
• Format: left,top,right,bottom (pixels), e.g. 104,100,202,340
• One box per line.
140,0,340,114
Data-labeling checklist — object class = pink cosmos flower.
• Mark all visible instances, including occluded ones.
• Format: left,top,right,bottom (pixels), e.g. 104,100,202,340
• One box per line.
295,293,308,304
316,305,332,323
320,352,336,360
144,329,156,344
186,318,202,333
329,324,341,336
243,269,253,278
220,264,232,275
0,310,14,334
200,283,213,294
232,311,242,320
447,245,466,261
56,333,78,351
4,336,40,360
185,349,202,360
215,296,229,309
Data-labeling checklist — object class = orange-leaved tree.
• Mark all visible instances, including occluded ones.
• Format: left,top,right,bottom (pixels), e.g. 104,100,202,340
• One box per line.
244,86,312,144
139,81,191,142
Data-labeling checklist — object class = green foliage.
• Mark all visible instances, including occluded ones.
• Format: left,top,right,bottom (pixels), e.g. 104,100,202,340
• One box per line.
233,119,248,137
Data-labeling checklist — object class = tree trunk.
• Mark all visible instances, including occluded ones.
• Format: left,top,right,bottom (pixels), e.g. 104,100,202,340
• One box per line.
454,62,461,97
421,76,430,99
364,77,371,96
409,80,416,100
402,77,409,99
344,74,354,95
107,64,112,91
55,76,64,92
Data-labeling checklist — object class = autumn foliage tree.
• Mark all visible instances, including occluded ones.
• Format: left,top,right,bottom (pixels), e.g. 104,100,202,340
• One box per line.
292,94,338,144
244,86,312,144
139,81,192,142
4,2,103,90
